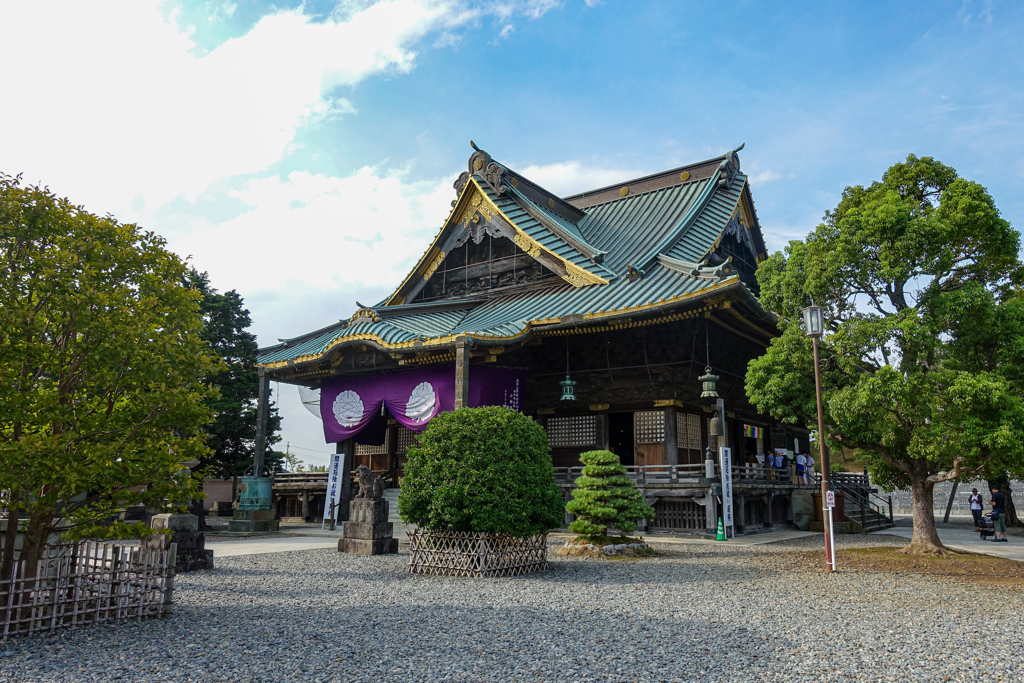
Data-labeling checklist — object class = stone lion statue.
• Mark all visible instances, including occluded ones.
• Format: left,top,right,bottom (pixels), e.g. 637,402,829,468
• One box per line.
354,464,384,499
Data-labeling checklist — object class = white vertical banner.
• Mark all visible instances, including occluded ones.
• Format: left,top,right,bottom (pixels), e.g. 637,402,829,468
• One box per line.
719,446,734,537
322,453,344,529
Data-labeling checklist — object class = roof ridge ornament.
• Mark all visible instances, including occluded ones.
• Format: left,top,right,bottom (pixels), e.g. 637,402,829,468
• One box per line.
454,142,509,198
718,143,743,188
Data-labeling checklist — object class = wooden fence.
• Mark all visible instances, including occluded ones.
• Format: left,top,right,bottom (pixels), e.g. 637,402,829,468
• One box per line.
1,541,176,641
407,530,548,578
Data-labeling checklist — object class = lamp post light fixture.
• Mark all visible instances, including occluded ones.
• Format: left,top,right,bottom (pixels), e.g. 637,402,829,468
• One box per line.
559,374,577,401
802,304,836,572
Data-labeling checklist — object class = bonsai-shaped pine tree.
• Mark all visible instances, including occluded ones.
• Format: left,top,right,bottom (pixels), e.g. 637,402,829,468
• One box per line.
565,450,655,542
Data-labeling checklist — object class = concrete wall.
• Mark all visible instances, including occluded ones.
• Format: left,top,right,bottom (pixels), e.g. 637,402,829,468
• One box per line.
202,479,235,508
875,478,1021,515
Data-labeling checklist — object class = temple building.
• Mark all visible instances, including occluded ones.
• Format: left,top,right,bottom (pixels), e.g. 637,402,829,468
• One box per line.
257,143,814,535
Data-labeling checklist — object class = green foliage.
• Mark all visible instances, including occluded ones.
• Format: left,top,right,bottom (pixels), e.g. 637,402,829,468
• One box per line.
184,269,281,476
745,155,1024,548
565,450,655,539
0,175,219,573
397,406,564,536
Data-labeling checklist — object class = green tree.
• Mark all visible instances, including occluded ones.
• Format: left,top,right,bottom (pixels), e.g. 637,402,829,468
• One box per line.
398,407,564,536
565,450,655,541
0,174,219,580
184,269,281,477
746,155,1024,555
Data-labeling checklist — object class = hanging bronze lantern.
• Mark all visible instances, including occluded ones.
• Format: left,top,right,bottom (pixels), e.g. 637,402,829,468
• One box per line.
699,366,719,399
559,374,577,401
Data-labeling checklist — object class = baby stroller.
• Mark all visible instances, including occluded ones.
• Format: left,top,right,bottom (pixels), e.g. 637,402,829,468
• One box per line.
978,512,995,540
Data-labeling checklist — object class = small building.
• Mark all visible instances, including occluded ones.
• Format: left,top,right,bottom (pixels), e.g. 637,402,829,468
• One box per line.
257,144,813,534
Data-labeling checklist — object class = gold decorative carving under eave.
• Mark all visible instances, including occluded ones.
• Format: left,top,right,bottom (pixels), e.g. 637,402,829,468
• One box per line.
513,232,542,258
423,250,446,281
391,295,405,305
537,408,556,415
562,262,605,288
589,404,610,411
653,399,684,408
453,188,494,228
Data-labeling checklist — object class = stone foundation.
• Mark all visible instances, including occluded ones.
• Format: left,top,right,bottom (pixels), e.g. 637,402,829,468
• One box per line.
338,498,397,555
228,508,280,532
145,513,214,572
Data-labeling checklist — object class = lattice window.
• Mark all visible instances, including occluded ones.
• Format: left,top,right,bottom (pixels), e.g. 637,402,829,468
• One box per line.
355,443,387,456
677,413,703,451
396,426,418,454
634,410,665,444
545,415,597,448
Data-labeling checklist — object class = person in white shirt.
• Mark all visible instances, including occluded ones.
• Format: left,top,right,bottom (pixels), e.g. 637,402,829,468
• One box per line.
795,453,807,485
969,487,984,531
806,454,816,483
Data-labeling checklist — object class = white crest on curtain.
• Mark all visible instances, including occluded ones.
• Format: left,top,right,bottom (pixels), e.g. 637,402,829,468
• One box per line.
333,390,364,427
405,382,436,422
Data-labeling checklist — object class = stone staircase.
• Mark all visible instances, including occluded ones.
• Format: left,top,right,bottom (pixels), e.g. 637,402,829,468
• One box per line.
382,488,415,541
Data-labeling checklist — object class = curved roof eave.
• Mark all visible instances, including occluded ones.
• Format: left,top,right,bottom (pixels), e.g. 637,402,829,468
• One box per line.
258,276,770,373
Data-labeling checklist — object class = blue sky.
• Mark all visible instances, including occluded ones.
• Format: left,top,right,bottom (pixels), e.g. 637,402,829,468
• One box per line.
2,0,1022,465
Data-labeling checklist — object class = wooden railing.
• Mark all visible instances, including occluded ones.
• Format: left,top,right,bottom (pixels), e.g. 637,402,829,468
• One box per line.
553,464,707,486
273,472,329,486
554,463,819,486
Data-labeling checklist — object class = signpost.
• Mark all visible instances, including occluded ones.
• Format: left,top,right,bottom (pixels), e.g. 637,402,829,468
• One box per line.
824,489,837,571
719,446,734,538
322,454,344,529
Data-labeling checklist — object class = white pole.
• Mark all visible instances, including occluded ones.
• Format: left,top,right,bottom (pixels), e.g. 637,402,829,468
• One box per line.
826,506,837,571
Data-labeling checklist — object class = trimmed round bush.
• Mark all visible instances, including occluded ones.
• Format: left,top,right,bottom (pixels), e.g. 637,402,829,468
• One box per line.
565,450,655,539
397,406,565,537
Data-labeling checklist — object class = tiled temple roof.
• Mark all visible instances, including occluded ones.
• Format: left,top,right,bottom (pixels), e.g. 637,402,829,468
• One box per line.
258,144,772,369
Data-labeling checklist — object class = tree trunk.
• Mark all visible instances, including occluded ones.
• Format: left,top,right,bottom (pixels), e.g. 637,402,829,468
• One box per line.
987,476,1020,528
904,477,952,555
1,506,19,583
189,498,211,531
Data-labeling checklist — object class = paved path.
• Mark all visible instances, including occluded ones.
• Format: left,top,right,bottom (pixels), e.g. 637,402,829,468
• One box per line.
205,536,338,557
549,529,815,546
872,526,1023,562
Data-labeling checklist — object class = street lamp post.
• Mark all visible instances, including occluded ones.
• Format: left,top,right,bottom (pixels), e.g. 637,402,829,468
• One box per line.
803,304,836,573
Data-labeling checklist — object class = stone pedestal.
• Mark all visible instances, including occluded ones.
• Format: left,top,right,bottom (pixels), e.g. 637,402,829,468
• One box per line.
145,513,214,572
338,498,398,555
228,508,280,532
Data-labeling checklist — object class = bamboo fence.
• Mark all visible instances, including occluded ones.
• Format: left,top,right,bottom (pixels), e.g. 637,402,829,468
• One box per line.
0,540,176,641
407,529,548,577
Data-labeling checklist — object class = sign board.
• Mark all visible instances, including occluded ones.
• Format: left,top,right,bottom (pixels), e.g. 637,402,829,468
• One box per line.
719,446,734,534
825,490,836,508
322,453,345,528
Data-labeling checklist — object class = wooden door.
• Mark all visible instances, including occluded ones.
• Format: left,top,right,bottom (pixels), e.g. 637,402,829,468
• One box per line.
634,410,666,467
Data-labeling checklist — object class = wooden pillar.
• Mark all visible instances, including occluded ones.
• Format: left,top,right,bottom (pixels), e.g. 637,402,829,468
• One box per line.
664,407,679,466
595,413,609,451
301,490,309,521
337,439,354,500
736,492,746,532
765,492,774,527
454,337,469,409
253,368,270,473
386,423,398,488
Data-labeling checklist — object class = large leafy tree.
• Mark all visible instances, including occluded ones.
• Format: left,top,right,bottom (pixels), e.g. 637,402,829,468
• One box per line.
0,175,219,579
746,155,1024,555
184,270,281,478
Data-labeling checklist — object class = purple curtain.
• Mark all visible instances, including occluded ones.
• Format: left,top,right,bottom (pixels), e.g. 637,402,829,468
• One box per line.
319,364,526,443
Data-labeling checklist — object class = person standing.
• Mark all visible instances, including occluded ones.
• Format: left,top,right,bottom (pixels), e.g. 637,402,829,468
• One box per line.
991,485,1008,542
969,488,984,531
806,454,816,483
795,452,807,485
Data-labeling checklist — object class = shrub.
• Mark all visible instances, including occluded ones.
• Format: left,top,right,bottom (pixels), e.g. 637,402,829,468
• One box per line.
565,450,655,540
397,406,564,537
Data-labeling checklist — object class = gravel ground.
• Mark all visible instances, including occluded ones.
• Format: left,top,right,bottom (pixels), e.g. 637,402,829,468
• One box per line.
2,534,1022,683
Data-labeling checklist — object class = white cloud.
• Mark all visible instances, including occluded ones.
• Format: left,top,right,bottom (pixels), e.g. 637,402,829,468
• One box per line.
176,165,454,298
0,0,560,222
513,160,645,197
